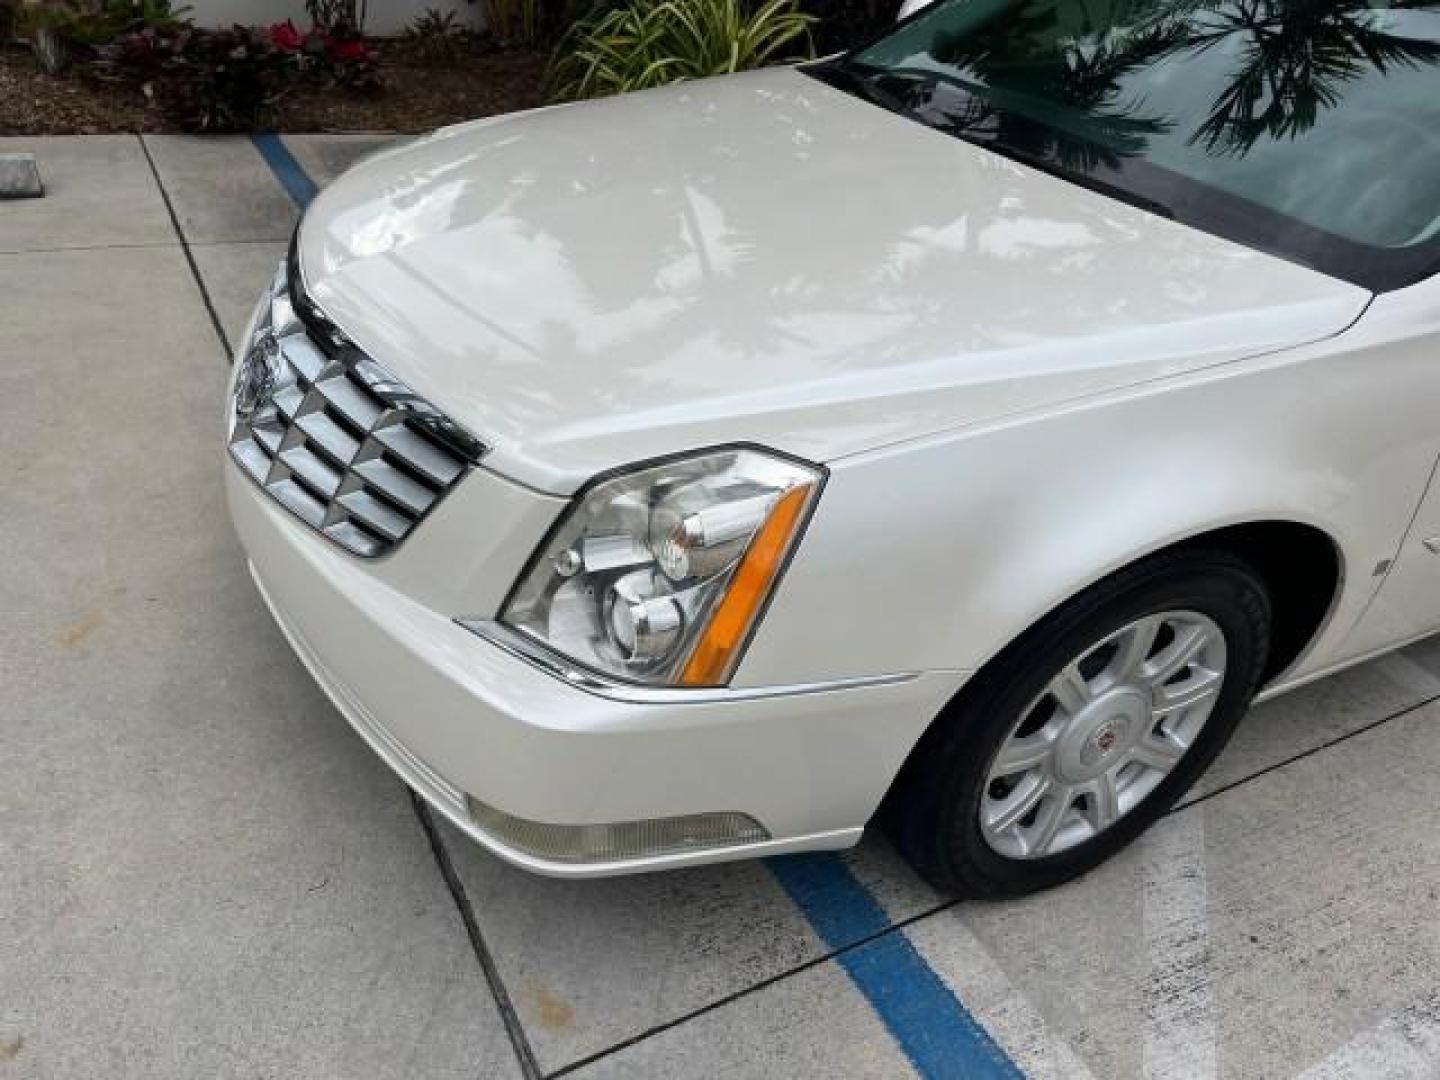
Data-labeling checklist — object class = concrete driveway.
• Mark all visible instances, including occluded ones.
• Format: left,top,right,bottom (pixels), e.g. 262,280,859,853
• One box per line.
4,133,1440,1080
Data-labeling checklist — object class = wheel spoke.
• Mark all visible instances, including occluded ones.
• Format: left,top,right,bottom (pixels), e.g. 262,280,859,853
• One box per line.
1026,785,1073,855
1145,623,1211,685
1153,666,1223,716
986,775,1051,833
1129,731,1187,772
991,736,1053,778
1084,772,1121,830
1111,616,1161,681
1048,663,1092,715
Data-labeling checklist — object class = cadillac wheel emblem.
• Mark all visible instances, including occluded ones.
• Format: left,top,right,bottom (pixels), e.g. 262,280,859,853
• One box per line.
236,334,281,418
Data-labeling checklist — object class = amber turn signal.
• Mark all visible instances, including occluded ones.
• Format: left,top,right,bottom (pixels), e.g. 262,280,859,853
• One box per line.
679,483,817,686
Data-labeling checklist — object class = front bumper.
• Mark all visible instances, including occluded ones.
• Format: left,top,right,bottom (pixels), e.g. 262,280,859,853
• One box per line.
226,458,962,877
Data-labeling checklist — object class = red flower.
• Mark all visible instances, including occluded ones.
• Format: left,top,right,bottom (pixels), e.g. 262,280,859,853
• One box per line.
329,38,368,61
267,21,303,51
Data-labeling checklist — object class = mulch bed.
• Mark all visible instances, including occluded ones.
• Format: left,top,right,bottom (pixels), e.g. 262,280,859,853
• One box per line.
0,44,549,135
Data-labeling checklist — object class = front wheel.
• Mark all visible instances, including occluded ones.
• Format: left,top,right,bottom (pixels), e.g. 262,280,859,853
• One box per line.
884,549,1271,898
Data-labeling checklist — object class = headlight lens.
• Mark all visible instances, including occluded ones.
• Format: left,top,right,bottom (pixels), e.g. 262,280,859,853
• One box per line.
501,448,823,687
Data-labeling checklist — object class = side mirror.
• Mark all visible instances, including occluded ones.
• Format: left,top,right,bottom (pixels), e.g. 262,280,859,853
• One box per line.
896,0,938,18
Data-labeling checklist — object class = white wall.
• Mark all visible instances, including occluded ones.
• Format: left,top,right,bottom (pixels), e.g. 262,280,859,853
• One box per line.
185,0,485,36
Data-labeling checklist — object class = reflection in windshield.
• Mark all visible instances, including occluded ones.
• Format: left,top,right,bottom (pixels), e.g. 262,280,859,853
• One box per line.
828,0,1440,288
868,1,1189,171
1180,0,1440,154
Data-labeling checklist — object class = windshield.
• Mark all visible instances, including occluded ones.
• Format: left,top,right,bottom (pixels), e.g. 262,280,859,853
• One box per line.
816,0,1440,290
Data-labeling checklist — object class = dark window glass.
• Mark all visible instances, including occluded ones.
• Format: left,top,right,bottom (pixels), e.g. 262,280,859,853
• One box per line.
813,0,1440,290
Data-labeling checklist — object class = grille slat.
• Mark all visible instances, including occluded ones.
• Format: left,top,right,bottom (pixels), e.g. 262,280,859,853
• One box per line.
280,335,328,384
232,436,272,482
280,445,343,499
273,385,306,423
251,418,284,457
323,519,386,558
270,478,328,528
372,424,465,487
353,457,439,516
315,374,385,430
295,410,361,465
337,489,414,541
228,259,484,558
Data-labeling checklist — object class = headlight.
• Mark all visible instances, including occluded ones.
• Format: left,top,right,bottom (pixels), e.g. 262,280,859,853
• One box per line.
501,448,824,687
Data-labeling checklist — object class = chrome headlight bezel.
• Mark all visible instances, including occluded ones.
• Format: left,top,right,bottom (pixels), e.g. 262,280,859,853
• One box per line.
497,445,826,689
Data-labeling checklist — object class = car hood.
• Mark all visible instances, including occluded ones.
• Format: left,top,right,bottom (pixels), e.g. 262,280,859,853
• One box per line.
299,67,1370,495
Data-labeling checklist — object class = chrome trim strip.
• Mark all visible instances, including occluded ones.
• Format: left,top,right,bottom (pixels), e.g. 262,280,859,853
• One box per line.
456,618,918,704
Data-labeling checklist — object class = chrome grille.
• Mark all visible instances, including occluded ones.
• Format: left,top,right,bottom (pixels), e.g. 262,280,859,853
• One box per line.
229,259,484,557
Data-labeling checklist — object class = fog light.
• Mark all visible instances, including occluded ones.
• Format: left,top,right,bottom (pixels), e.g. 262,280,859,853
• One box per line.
466,797,770,864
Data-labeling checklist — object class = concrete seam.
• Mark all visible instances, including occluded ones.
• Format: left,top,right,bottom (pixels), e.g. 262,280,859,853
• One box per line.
0,240,178,256
411,793,544,1080
135,133,232,361
543,897,959,1078
1170,688,1440,814
0,238,285,257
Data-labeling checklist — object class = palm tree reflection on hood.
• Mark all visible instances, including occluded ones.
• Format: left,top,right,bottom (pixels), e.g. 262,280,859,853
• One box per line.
1178,0,1440,154
855,0,1440,166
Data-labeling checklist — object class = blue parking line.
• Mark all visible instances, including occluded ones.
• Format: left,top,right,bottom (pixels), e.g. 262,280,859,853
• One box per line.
250,129,1023,1080
769,853,1024,1079
251,132,318,209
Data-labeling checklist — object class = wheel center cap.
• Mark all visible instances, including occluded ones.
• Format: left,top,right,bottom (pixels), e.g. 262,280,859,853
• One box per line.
1057,686,1149,780
1081,717,1129,766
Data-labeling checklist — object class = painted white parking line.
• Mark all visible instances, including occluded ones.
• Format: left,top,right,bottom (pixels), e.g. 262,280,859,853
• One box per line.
1295,988,1440,1080
904,914,1100,1080
1140,812,1217,1080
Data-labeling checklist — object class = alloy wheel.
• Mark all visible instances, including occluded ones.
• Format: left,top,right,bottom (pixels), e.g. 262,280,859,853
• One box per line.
979,611,1227,859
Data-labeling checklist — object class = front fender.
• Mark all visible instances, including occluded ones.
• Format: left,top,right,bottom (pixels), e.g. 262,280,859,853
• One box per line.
735,320,1440,690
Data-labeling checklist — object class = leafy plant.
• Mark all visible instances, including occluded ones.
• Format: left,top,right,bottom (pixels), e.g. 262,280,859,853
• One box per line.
18,0,189,43
92,24,289,128
550,0,815,100
305,0,367,35
92,19,379,131
400,7,474,66
16,0,190,72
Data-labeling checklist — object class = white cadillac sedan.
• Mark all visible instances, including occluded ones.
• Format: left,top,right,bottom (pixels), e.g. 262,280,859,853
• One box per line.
226,0,1440,895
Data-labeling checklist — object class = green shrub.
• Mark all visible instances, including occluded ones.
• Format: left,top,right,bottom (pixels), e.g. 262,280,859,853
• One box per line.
15,0,191,72
399,7,475,66
549,0,815,101
17,0,189,46
306,0,367,35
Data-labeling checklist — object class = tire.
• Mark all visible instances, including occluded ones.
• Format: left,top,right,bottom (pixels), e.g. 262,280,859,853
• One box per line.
883,548,1271,898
